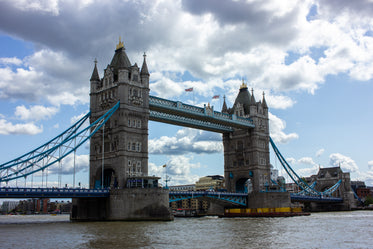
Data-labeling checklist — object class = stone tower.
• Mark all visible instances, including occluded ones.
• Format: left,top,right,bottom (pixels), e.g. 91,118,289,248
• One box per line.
89,38,150,189
222,81,270,193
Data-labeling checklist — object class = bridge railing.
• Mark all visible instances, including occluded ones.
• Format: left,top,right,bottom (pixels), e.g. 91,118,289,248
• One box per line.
0,187,110,198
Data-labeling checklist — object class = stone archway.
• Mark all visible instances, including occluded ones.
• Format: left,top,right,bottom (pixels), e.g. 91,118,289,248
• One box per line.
236,178,253,193
94,167,117,189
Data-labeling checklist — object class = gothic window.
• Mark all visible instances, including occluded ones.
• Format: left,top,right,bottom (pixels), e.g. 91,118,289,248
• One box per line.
127,142,131,151
136,142,140,152
137,120,141,128
133,89,138,97
133,74,138,82
237,141,243,151
128,119,131,127
136,161,142,175
129,88,132,96
132,120,136,127
132,143,136,151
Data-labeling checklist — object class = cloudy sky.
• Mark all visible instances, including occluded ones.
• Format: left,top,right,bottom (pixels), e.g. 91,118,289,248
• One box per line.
0,0,373,188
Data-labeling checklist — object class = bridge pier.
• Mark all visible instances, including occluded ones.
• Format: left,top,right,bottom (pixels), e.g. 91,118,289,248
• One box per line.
71,188,173,221
248,192,291,209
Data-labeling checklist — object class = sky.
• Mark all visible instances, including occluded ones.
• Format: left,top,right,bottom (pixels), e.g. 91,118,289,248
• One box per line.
0,0,373,189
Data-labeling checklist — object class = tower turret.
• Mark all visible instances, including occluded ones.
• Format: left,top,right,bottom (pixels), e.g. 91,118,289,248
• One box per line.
250,88,257,115
221,95,228,113
140,52,150,87
90,59,100,111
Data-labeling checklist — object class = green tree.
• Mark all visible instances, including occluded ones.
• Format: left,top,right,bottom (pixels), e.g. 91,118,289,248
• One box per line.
364,195,373,206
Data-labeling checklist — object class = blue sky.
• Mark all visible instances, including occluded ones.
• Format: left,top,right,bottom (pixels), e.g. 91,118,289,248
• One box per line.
0,0,373,189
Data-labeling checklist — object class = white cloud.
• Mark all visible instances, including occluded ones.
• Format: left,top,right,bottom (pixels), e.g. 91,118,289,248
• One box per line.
0,119,42,135
316,148,325,157
286,157,297,165
0,0,372,107
149,128,223,155
266,94,295,109
11,0,59,15
15,105,59,121
368,160,373,170
48,153,89,175
0,57,22,66
329,153,359,172
0,49,90,106
149,155,201,185
269,112,298,144
298,157,316,165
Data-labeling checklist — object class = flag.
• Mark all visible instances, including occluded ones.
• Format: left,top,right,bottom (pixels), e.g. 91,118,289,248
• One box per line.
212,95,220,99
162,164,167,168
185,87,193,92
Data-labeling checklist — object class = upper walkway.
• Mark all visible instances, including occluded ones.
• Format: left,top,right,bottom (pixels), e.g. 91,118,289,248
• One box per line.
149,95,255,133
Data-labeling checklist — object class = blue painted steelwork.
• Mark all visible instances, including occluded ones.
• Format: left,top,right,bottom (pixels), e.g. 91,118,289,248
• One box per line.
169,191,247,206
149,95,255,132
290,193,343,203
270,137,342,197
297,182,317,195
150,110,233,133
270,179,286,192
352,189,364,204
322,180,342,196
0,187,109,198
0,102,120,182
0,112,90,170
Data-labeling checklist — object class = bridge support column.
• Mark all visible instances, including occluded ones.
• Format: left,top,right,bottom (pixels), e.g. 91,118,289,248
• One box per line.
205,202,225,216
71,197,108,221
248,192,291,209
107,188,172,221
71,188,173,221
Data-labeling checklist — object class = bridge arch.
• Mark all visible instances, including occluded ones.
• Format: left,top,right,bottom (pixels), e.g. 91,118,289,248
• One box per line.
93,167,117,189
235,178,253,193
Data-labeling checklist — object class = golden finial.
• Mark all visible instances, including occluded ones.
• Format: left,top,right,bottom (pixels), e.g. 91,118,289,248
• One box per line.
240,79,247,89
116,36,124,50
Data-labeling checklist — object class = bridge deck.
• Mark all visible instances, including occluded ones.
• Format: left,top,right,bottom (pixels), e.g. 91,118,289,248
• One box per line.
0,187,109,198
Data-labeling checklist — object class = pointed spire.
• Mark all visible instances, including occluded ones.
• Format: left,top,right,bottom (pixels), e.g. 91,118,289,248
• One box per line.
250,88,256,105
90,58,100,81
262,91,268,109
222,95,228,113
141,52,149,76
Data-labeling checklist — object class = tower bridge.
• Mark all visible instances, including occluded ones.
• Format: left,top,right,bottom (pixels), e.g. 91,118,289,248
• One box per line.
0,40,357,219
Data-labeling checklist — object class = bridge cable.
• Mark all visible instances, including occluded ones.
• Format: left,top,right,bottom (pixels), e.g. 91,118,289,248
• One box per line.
0,101,120,183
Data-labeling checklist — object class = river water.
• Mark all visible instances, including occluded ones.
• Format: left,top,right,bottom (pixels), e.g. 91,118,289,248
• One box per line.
0,211,372,249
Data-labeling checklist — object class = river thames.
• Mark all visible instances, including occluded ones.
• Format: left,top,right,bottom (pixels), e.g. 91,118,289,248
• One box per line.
0,211,372,248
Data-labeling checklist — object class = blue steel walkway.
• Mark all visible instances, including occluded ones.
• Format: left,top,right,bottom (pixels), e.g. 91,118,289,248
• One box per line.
290,193,343,203
0,187,109,198
149,95,255,133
